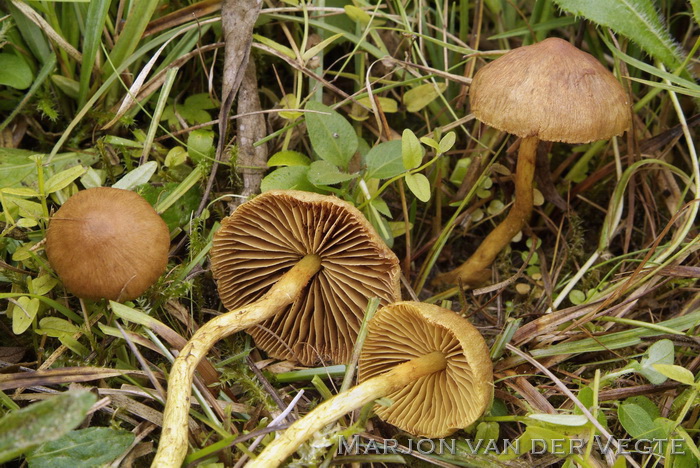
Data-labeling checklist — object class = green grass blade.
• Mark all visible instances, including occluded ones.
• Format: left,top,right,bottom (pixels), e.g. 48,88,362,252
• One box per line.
552,0,685,71
78,0,111,106
6,1,52,63
106,0,160,74
530,310,700,358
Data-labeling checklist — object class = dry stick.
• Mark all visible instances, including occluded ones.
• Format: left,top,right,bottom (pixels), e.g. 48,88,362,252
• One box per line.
151,255,321,468
433,136,539,287
247,351,447,467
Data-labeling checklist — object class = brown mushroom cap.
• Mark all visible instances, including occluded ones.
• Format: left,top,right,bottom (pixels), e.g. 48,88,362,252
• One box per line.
470,37,631,144
358,301,493,438
210,190,401,366
45,187,170,301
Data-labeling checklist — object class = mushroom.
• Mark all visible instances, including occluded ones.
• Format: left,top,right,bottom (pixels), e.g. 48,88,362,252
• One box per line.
211,190,401,365
152,190,400,467
45,187,170,301
434,37,631,287
249,301,493,467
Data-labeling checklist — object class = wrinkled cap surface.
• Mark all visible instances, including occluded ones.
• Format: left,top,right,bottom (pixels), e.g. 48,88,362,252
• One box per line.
470,37,631,144
210,190,401,366
46,187,170,301
358,301,493,438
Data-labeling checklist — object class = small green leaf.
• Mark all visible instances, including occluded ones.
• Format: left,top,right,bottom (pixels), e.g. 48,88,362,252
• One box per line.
438,131,456,154
618,403,666,439
404,173,431,202
569,289,586,305
28,427,134,468
638,339,674,384
112,161,158,190
402,129,423,170
44,165,86,194
253,34,296,60
305,101,357,169
302,33,342,63
403,82,447,113
420,137,440,151
8,197,43,220
449,158,472,185
0,390,96,464
267,150,311,167
307,160,357,186
487,199,505,215
184,93,217,110
653,364,696,386
11,297,39,335
165,147,188,168
371,197,392,218
357,96,398,113
260,166,317,193
0,53,33,89
187,129,215,164
1,187,40,197
28,275,58,296
365,140,403,179
626,396,660,421
110,301,155,327
36,317,80,337
474,421,499,442
279,94,302,121
79,167,103,189
529,414,589,427
344,5,372,25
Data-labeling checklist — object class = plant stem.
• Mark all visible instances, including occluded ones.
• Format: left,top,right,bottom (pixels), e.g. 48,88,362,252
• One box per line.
151,254,322,468
248,351,447,467
433,136,539,287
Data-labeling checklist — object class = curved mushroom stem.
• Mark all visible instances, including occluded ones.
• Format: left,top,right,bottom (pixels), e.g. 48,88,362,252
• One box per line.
152,254,322,468
433,136,539,287
247,351,447,467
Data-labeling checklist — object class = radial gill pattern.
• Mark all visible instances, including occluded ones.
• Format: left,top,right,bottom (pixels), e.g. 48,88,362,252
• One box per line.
358,302,493,438
210,190,401,366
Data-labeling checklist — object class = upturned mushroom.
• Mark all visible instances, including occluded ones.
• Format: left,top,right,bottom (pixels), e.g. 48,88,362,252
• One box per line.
152,190,401,467
45,187,170,301
249,301,493,467
434,37,631,287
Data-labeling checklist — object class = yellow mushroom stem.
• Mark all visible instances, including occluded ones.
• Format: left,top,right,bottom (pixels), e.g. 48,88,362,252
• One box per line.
151,254,323,468
433,136,539,287
248,350,448,467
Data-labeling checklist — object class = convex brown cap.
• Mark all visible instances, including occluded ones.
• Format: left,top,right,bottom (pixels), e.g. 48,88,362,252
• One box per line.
211,190,401,366
46,187,170,301
358,301,493,437
470,37,631,143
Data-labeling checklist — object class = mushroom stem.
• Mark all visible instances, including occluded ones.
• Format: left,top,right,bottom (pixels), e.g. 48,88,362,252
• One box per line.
433,136,539,287
247,351,447,467
152,254,322,468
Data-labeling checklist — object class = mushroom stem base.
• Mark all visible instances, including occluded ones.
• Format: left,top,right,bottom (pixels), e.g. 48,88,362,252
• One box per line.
248,351,447,467
151,254,322,468
433,136,539,287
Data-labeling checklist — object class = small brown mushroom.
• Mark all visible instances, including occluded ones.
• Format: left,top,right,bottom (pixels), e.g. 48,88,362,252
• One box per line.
211,190,401,366
45,187,170,301
434,37,631,287
152,190,400,468
249,301,493,466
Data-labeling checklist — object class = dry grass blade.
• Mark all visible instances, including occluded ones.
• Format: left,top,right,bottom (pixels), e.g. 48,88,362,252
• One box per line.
0,367,143,391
